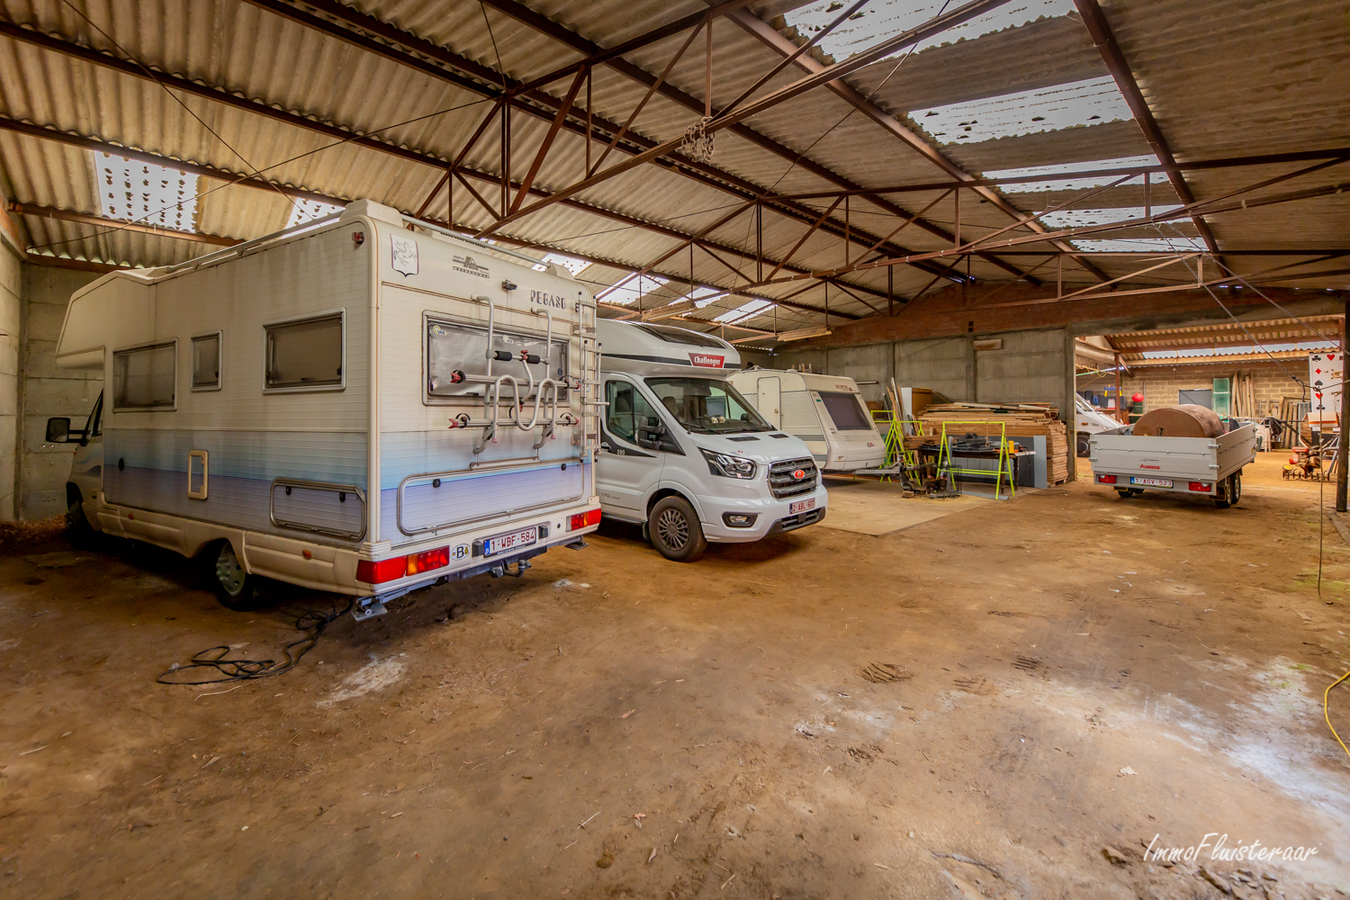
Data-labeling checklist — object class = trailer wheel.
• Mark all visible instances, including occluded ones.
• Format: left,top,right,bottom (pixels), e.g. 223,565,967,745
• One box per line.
212,541,260,610
1115,489,1132,499
648,496,707,562
1215,471,1242,509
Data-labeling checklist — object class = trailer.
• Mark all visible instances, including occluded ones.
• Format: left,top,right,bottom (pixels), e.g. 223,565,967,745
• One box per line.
1089,424,1256,508
725,368,885,473
46,200,602,619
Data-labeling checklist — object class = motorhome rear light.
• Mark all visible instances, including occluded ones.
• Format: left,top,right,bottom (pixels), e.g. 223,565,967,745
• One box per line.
569,508,602,530
1097,474,1117,484
1189,482,1212,493
406,547,450,576
357,557,406,584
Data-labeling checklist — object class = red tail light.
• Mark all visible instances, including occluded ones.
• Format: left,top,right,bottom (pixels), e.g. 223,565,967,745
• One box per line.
406,546,450,576
569,508,602,530
357,556,407,584
1098,474,1117,484
1188,482,1212,493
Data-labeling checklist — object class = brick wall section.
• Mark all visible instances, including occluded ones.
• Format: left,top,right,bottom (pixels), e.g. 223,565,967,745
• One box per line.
1078,361,1305,416
18,265,101,519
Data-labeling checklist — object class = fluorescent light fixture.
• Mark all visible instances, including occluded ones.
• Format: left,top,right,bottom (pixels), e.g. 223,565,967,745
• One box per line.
94,151,198,231
714,298,774,324
286,199,344,228
785,0,1073,63
600,273,670,306
1070,237,1205,252
1040,206,1181,229
531,252,590,277
983,155,1161,193
911,76,1132,143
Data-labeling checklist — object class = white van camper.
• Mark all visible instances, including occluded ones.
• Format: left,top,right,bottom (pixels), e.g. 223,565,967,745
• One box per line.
726,368,885,473
595,320,827,561
47,200,602,620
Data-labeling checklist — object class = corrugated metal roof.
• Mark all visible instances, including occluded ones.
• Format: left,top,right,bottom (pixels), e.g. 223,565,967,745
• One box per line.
0,0,1345,336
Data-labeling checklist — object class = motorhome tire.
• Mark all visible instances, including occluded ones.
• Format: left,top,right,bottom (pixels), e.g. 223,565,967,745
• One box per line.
648,496,707,562
212,541,260,610
65,497,97,549
1215,471,1242,509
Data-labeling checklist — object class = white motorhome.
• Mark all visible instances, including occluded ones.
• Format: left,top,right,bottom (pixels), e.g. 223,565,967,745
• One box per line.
47,200,601,619
726,368,885,472
595,320,827,561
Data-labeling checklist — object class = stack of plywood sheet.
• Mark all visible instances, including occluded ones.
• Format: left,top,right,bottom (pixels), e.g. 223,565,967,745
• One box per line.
918,402,1069,484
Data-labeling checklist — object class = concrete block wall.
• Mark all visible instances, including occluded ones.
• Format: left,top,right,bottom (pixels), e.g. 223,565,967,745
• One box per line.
1078,362,1305,416
0,227,19,520
976,330,1067,405
18,265,101,519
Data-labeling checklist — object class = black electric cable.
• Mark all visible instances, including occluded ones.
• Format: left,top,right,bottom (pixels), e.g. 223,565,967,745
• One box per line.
158,595,353,685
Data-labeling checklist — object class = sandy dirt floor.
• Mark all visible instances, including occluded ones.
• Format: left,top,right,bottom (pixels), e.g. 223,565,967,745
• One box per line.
2,452,1348,899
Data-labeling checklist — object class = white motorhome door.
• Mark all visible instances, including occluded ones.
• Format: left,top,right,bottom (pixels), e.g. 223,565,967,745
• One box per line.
756,376,781,428
598,376,664,518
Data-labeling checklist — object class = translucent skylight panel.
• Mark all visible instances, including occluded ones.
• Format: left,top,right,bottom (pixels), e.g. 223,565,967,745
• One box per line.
983,155,1161,193
94,152,198,231
602,273,669,306
1068,237,1204,253
286,199,344,228
688,287,724,308
785,0,1073,63
714,298,774,324
532,253,590,277
911,76,1132,143
1040,206,1180,229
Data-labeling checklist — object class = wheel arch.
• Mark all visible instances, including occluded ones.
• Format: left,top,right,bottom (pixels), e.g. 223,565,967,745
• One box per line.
65,482,82,508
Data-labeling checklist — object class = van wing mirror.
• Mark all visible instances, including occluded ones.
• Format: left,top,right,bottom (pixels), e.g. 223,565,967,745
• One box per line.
637,419,667,450
45,417,72,443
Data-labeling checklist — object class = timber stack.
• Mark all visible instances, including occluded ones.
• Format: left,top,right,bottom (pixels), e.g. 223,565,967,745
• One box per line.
916,401,1070,484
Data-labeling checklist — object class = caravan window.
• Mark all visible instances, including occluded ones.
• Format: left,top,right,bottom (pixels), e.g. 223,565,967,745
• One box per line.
265,314,343,390
426,319,568,400
818,391,871,430
113,342,176,410
192,333,221,390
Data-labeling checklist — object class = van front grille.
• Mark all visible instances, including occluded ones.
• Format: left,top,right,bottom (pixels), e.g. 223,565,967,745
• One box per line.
769,458,818,499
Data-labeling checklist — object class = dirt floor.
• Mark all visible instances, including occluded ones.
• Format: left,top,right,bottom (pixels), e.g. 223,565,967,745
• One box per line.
2,452,1349,900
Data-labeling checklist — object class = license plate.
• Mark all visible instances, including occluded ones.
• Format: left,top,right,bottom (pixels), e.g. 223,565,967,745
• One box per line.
789,498,816,514
1131,477,1172,487
483,526,538,556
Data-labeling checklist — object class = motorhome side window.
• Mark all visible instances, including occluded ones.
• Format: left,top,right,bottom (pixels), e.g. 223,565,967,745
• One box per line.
818,391,871,430
605,381,660,445
192,333,221,390
112,342,176,410
265,314,343,390
426,319,568,399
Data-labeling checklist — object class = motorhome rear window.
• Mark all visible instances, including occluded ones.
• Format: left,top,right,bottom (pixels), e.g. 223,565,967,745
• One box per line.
192,333,221,390
632,324,726,349
113,342,176,410
265,314,343,390
426,319,568,400
818,391,871,430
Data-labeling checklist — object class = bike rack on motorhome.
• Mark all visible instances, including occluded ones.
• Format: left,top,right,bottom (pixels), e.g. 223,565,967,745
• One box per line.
47,200,603,619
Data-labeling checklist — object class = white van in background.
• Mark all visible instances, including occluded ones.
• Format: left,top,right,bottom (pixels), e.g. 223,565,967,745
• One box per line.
595,320,827,561
726,368,885,473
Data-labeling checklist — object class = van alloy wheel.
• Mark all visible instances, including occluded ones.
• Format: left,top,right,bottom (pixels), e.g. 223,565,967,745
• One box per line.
647,496,708,563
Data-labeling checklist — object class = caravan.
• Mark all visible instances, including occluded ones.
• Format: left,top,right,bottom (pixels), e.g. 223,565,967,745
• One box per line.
726,368,885,473
46,200,602,619
595,321,827,561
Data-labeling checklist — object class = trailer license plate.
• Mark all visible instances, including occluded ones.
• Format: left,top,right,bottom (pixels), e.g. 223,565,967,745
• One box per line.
789,498,816,514
1131,477,1172,487
483,526,538,556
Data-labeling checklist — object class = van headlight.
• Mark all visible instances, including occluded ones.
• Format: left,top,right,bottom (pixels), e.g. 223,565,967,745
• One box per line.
700,449,757,479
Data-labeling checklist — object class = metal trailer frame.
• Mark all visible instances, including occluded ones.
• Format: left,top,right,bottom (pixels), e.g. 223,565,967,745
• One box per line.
1089,424,1257,508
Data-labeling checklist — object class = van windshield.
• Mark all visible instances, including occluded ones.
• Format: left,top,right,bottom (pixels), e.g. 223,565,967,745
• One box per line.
645,377,774,435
